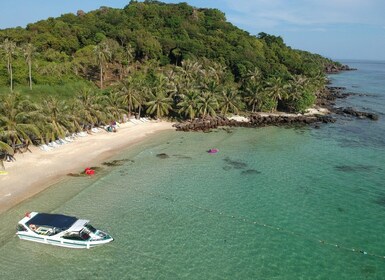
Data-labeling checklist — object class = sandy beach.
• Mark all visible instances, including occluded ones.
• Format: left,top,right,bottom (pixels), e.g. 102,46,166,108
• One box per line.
0,120,174,215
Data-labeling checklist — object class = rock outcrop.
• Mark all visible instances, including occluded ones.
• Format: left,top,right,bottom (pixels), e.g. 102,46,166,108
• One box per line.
173,114,335,132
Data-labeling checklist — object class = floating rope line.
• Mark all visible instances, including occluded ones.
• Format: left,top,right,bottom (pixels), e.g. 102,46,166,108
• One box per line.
108,181,385,260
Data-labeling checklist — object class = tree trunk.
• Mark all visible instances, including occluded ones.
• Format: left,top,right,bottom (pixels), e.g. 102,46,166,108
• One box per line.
29,61,32,90
10,64,13,92
100,64,103,89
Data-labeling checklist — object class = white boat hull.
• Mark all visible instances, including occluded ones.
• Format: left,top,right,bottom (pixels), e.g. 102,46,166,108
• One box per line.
17,232,113,249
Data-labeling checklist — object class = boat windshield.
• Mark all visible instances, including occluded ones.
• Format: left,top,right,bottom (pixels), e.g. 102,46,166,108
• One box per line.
63,230,90,241
85,224,97,233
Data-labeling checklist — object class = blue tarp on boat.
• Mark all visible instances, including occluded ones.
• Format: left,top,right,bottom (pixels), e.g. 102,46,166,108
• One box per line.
26,213,77,230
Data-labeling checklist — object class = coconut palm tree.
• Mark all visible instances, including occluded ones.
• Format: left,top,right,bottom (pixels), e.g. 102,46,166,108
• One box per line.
288,75,308,102
145,92,173,119
177,90,200,120
207,61,227,84
123,43,135,76
76,88,108,128
265,76,290,112
64,101,83,134
94,41,111,89
38,96,76,141
1,39,17,92
197,92,218,118
244,82,265,113
22,43,35,90
309,72,327,92
0,140,14,169
180,59,204,82
0,92,42,148
104,91,127,122
118,77,143,118
244,67,262,85
218,88,242,116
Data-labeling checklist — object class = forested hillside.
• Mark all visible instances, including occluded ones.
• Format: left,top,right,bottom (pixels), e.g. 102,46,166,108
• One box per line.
0,0,337,88
0,0,341,156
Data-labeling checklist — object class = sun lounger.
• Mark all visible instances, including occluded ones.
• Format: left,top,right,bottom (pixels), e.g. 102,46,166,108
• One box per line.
76,132,87,137
130,119,141,125
55,139,64,145
39,144,52,151
48,142,59,148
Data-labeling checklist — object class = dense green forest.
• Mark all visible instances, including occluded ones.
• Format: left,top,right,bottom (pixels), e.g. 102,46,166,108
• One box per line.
0,0,340,160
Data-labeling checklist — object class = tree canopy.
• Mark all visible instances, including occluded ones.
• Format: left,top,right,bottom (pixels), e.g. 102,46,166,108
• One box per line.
0,1,341,161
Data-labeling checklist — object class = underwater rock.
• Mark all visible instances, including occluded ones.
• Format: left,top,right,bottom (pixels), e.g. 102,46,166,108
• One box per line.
241,169,261,175
335,165,378,172
156,153,170,159
223,157,248,169
173,154,192,159
102,159,134,166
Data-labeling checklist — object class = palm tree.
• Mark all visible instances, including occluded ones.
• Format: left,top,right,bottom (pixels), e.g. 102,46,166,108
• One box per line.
265,76,289,112
288,75,308,102
123,43,135,76
207,61,227,84
0,140,14,169
146,92,173,119
177,90,200,120
76,88,108,128
197,92,218,118
180,59,204,82
22,43,35,90
94,41,111,89
244,67,262,85
1,39,17,92
201,80,220,97
218,88,242,116
118,77,143,118
38,96,75,141
0,92,42,148
309,72,327,92
244,82,265,113
104,92,127,122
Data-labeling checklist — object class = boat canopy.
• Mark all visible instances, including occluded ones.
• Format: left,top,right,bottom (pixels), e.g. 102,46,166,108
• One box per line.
26,213,77,230
67,219,89,232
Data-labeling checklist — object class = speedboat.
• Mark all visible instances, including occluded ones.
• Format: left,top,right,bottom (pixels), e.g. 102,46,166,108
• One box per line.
16,212,113,249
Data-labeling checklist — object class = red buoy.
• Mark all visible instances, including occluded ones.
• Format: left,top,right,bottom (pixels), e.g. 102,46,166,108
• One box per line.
85,168,95,175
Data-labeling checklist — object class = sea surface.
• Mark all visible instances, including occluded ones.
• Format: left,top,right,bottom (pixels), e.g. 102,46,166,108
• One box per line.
1,60,385,279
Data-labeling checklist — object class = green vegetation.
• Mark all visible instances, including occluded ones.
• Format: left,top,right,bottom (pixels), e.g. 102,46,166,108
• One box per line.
0,0,340,164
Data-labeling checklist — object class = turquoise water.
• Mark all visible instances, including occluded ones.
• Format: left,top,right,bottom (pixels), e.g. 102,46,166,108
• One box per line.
1,60,385,279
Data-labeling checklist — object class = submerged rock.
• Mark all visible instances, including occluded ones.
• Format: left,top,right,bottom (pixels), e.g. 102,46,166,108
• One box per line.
102,159,134,166
223,157,248,169
335,165,378,172
335,107,379,120
156,153,169,159
241,169,261,175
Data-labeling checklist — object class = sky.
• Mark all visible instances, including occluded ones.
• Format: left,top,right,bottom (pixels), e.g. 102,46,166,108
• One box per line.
0,0,384,61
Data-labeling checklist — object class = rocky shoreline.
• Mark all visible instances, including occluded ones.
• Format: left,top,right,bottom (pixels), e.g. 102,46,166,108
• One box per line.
318,86,379,120
173,114,335,132
173,84,378,132
325,64,357,74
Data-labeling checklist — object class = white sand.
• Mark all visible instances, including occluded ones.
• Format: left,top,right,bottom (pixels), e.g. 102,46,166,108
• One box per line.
0,120,174,214
228,115,250,122
257,106,330,117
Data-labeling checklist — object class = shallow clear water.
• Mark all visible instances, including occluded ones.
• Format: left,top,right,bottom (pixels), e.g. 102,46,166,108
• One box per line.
1,60,385,279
